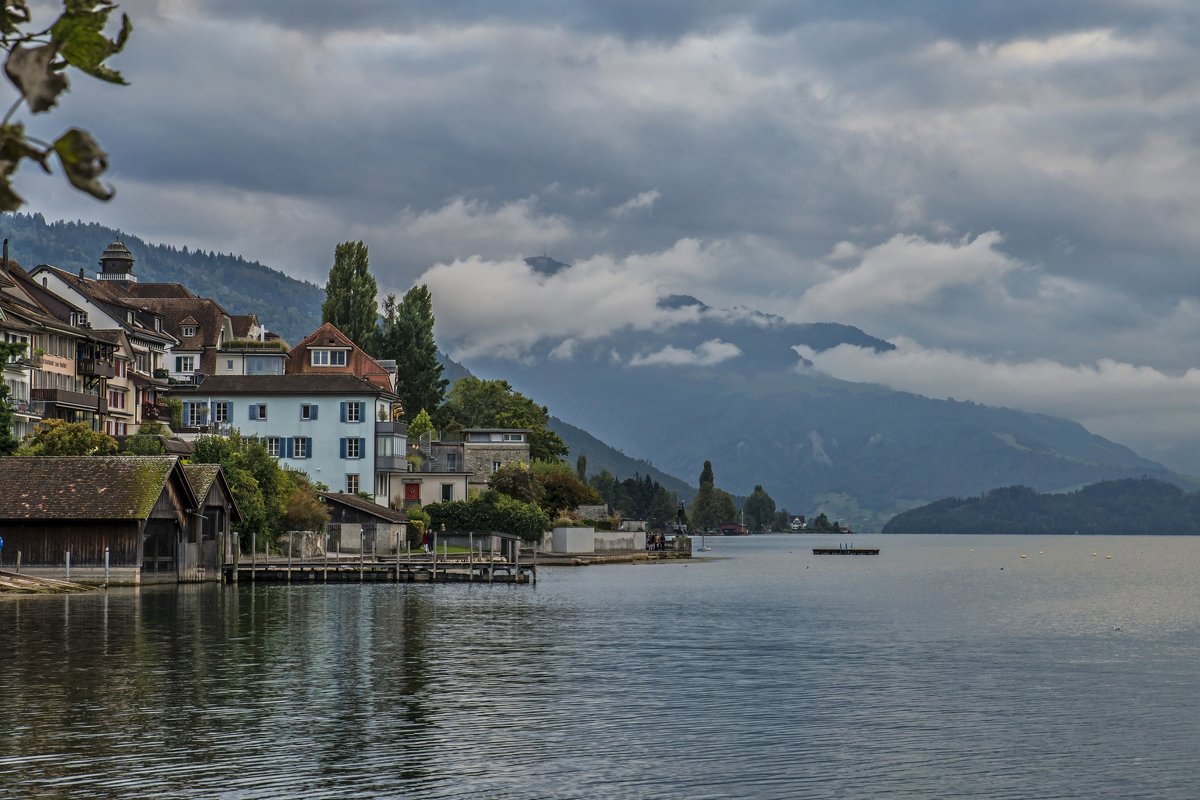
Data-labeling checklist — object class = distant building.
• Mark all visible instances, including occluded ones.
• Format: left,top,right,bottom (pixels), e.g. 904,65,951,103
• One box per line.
397,427,532,507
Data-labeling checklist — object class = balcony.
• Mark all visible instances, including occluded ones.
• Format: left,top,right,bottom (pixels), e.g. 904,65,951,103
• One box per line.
31,388,108,413
375,420,408,436
375,453,410,472
9,398,46,417
77,358,116,378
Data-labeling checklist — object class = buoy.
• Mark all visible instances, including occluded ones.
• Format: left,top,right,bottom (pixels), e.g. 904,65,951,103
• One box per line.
1039,550,1044,555
1106,555,1112,559
1092,553,1098,556
1020,554,1027,559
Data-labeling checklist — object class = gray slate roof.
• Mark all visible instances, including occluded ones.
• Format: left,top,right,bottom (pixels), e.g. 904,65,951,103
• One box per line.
171,373,397,397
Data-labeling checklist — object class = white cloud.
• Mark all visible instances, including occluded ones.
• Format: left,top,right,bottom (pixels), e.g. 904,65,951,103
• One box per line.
609,189,662,218
629,339,741,367
548,338,577,360
797,231,1018,318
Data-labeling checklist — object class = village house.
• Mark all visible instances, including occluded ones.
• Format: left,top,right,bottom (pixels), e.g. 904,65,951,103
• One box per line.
0,455,239,584
287,322,396,392
397,427,532,507
171,373,406,503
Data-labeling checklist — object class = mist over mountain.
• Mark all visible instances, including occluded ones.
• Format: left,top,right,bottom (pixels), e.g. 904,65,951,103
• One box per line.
454,291,1184,529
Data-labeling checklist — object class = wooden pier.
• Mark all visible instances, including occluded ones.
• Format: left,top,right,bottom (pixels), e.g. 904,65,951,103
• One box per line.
223,554,536,585
812,547,880,556
0,569,95,593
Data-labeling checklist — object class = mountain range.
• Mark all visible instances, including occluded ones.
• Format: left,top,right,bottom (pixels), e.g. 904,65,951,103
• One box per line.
3,214,1186,530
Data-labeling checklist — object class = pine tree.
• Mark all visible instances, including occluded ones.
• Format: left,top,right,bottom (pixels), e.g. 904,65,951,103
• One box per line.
576,454,587,482
321,241,378,351
378,284,447,420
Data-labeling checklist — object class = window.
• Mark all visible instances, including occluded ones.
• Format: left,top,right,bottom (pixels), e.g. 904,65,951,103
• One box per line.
292,437,310,459
342,437,362,459
245,356,283,375
212,401,230,423
181,325,196,338
502,433,525,442
441,484,454,502
175,355,195,373
346,474,360,494
341,401,364,423
311,348,348,367
375,474,388,497
300,403,318,420
226,359,234,371
266,436,280,457
492,460,502,473
183,401,206,427
249,403,267,420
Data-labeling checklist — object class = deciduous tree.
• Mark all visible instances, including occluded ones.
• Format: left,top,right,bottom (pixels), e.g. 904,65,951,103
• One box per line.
0,1,132,211
742,485,776,531
438,376,567,462
16,418,116,455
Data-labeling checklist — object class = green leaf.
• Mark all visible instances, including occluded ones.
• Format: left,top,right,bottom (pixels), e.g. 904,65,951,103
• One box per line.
0,123,49,211
4,42,70,113
0,2,31,37
50,2,130,85
53,127,112,200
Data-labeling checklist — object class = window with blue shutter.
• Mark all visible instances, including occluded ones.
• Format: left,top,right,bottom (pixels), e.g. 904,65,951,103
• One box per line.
339,438,347,459
339,401,347,422
284,437,294,459
358,437,366,459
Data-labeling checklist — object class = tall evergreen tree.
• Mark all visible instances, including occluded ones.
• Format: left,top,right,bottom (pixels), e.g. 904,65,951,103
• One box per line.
321,241,378,350
699,460,714,486
377,284,447,420
742,485,777,531
576,454,587,482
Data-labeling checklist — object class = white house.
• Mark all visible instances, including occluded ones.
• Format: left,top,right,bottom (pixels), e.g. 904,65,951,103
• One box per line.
172,374,406,504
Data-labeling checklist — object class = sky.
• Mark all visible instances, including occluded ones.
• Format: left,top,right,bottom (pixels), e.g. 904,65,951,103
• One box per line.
16,0,1200,470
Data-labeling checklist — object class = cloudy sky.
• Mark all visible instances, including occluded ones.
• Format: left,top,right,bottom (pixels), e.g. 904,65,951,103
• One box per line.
17,0,1200,468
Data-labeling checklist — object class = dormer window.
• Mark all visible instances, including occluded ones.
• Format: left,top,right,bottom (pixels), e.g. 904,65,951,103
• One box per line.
126,311,134,324
311,348,348,367
181,325,196,338
154,318,161,331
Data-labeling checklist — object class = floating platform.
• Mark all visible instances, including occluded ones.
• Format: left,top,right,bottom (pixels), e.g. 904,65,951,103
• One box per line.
812,547,880,556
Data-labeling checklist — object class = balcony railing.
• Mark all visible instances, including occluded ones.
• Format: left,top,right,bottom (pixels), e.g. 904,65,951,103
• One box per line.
8,398,46,417
31,388,107,413
375,420,408,436
78,358,116,378
375,454,410,472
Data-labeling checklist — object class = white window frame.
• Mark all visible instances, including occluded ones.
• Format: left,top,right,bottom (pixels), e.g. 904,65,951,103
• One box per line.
252,403,267,420
492,460,502,473
346,402,361,423
181,325,196,338
300,403,316,420
175,355,196,373
266,436,280,457
346,438,361,459
212,401,230,424
502,433,525,442
294,437,308,458
346,473,360,494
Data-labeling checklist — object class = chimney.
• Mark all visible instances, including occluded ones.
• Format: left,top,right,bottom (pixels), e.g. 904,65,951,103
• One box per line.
2,238,7,273
79,267,85,279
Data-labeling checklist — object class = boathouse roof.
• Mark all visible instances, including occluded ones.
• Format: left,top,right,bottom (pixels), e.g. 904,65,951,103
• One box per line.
0,456,197,521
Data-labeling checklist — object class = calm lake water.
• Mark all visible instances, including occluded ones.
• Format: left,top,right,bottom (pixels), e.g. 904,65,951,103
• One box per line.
4,534,1200,799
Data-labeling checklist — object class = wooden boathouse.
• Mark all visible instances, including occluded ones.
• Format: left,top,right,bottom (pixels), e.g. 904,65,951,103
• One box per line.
0,456,237,584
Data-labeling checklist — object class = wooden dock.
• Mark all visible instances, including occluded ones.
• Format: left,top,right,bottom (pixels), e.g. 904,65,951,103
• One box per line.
0,569,95,593
812,547,880,556
223,554,535,585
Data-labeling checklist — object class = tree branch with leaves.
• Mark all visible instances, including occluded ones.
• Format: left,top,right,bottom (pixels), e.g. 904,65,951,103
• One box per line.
0,0,130,211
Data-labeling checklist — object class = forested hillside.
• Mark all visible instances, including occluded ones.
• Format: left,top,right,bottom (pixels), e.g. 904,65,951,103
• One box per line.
0,213,323,344
883,478,1200,534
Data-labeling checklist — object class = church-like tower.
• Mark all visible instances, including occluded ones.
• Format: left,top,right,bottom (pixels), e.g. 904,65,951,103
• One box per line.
97,240,136,283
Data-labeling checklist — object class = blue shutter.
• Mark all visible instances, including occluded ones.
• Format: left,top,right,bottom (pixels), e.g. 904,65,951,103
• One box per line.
340,401,347,422
340,437,347,459
310,404,318,420
181,401,192,425
358,437,366,459
357,402,366,422
304,437,312,459
248,404,256,421
282,437,291,459
209,401,216,421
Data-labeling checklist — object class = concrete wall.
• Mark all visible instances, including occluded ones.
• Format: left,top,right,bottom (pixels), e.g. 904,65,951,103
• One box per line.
551,527,595,554
595,531,646,552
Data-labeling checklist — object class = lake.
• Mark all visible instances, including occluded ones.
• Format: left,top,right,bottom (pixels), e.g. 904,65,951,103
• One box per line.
3,534,1200,798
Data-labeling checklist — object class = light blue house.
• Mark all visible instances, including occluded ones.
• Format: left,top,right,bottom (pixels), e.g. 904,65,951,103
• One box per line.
173,374,406,504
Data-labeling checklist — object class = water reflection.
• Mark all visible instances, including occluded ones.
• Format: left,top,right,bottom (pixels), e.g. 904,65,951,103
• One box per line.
3,537,1200,798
